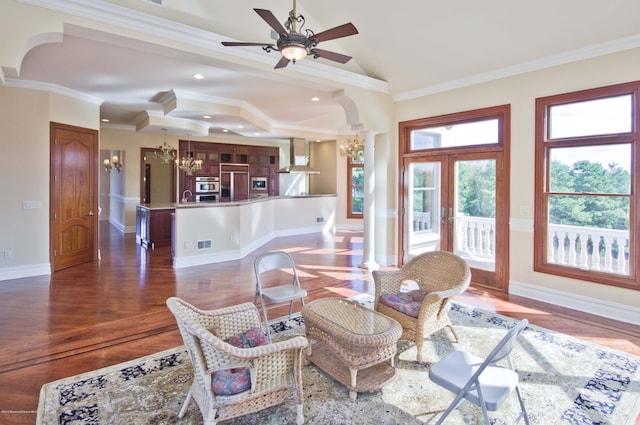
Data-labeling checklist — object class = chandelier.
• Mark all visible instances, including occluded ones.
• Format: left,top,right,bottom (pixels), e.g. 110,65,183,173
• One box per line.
178,138,202,176
339,134,364,162
153,129,176,165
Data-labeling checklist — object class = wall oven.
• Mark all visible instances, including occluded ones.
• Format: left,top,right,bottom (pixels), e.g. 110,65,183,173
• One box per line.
195,176,220,193
196,194,218,203
251,177,267,191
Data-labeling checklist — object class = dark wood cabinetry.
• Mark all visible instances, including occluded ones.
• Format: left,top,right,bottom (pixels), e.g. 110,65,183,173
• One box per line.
179,141,279,199
136,206,174,249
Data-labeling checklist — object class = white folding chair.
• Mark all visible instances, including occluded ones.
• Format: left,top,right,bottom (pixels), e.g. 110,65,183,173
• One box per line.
428,319,530,425
254,251,307,342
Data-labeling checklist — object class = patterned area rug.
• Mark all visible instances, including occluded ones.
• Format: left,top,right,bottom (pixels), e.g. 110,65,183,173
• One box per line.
37,296,640,425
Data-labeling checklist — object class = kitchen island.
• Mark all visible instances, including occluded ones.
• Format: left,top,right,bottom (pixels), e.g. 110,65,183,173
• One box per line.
163,195,336,268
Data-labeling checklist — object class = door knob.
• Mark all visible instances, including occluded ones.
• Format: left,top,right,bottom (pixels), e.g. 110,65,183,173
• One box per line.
88,211,95,216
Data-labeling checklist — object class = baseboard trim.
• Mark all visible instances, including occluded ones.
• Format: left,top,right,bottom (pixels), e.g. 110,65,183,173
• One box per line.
0,263,51,282
510,280,640,326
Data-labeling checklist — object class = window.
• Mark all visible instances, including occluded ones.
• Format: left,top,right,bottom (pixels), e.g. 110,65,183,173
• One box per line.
347,157,364,218
534,82,638,290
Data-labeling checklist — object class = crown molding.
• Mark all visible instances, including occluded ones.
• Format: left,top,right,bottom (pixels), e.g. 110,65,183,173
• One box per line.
394,33,640,102
4,77,103,105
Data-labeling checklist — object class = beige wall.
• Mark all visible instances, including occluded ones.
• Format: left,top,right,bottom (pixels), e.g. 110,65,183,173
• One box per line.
395,47,640,319
309,140,337,195
0,86,99,278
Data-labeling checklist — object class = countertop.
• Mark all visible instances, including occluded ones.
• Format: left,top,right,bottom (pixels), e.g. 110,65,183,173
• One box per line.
139,194,336,210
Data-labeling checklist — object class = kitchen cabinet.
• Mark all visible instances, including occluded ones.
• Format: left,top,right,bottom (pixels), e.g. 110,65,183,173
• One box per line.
136,205,175,249
178,141,279,199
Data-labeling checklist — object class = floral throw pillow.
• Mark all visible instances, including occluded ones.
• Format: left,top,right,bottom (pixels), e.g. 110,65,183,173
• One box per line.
379,289,428,318
210,327,269,396
225,326,269,348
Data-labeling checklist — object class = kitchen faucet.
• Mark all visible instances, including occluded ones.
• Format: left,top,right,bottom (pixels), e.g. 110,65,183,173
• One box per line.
182,189,192,203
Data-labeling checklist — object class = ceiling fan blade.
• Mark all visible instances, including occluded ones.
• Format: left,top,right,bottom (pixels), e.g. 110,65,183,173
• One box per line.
254,9,288,35
313,23,358,43
221,42,275,47
311,48,352,64
274,56,290,69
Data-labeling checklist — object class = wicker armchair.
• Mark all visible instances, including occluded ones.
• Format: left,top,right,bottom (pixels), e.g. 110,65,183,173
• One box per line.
372,251,471,363
166,297,308,425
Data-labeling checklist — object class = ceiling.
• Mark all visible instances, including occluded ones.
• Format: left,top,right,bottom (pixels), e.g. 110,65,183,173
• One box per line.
8,0,640,140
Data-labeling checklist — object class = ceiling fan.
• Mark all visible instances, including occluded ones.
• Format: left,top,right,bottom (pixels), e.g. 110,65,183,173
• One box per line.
221,0,358,69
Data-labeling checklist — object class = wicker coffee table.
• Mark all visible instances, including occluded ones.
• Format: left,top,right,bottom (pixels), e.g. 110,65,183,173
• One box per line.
302,297,402,400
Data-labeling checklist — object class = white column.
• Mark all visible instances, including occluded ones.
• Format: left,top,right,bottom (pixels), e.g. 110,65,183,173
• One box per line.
359,131,378,270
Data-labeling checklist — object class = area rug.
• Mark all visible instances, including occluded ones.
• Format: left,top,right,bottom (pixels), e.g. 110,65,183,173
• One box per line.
37,296,640,425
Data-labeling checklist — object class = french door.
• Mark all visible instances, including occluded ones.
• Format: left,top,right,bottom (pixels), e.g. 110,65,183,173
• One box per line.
402,151,507,289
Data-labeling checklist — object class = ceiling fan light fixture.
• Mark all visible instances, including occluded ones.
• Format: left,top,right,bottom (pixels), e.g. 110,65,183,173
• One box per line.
281,44,307,62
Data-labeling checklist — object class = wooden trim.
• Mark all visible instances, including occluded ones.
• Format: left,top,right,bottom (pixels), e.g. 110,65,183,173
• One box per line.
398,105,511,293
534,81,640,291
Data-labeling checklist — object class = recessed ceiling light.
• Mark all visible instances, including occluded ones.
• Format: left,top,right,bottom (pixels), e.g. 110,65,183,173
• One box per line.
203,115,212,119
192,73,204,80
101,118,110,122
254,132,260,136
222,129,229,132
311,96,320,102
237,125,244,129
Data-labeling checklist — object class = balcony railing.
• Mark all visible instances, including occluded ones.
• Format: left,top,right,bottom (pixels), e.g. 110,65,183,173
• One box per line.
411,213,630,276
548,223,629,275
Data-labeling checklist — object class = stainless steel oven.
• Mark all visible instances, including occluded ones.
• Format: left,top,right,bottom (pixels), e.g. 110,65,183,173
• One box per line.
195,176,220,193
196,194,218,203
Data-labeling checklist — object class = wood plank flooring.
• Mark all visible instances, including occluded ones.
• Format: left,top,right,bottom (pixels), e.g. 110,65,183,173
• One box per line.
0,221,638,425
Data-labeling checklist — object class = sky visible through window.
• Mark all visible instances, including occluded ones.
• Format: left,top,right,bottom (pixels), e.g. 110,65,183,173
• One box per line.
550,95,631,172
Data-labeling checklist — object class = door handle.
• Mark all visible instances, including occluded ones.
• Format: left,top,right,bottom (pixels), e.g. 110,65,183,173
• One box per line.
88,211,94,216
441,207,445,224
448,207,454,224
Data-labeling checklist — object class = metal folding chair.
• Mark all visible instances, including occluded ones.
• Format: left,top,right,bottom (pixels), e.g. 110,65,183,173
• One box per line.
428,319,530,425
254,251,307,342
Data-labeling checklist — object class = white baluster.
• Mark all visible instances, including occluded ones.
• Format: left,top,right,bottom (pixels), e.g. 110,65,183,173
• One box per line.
469,222,477,254
591,236,601,271
603,236,614,272
548,230,556,264
557,233,566,265
579,233,589,270
568,232,578,267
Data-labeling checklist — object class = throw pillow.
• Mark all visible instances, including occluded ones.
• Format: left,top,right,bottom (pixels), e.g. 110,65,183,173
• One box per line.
210,327,269,396
379,289,428,318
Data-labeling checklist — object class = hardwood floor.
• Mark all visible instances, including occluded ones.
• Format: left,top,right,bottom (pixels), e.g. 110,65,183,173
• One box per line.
0,221,638,425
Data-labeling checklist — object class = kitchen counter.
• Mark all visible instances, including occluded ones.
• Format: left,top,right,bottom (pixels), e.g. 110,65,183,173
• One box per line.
139,194,336,210
170,194,337,268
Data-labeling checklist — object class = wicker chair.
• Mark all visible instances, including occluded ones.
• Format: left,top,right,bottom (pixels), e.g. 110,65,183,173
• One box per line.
166,297,308,425
372,251,471,363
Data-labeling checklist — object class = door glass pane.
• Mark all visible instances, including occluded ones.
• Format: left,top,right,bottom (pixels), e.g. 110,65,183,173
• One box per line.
454,160,496,272
411,119,499,150
407,162,441,257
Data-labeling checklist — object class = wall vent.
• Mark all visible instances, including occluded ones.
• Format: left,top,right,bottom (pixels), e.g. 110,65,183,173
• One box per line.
197,240,212,250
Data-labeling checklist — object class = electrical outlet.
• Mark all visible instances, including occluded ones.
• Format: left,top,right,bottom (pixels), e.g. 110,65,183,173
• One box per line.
4,250,12,259
23,201,42,210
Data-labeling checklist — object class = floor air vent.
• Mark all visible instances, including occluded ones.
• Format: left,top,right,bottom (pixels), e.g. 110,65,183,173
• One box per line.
197,240,212,250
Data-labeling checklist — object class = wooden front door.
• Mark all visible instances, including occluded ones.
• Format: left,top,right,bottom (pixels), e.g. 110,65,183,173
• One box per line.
50,122,99,272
